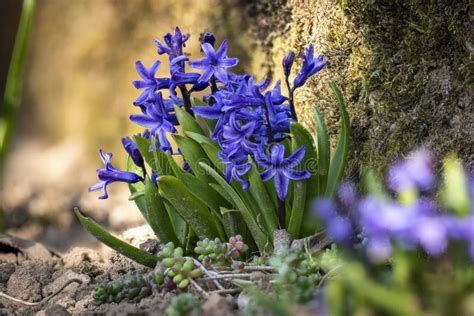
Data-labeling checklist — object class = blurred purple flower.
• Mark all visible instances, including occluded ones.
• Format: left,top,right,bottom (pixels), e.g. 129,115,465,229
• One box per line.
387,148,436,193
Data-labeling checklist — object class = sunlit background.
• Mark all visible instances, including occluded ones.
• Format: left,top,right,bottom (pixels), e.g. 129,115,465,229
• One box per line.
0,0,264,251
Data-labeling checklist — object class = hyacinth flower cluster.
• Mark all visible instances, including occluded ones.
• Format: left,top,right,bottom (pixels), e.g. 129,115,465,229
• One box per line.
313,148,474,262
79,26,350,263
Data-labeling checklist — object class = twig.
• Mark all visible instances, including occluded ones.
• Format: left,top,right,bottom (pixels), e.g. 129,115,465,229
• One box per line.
209,288,242,294
241,265,277,272
317,265,343,288
0,278,83,306
198,273,254,281
190,279,209,298
189,257,225,290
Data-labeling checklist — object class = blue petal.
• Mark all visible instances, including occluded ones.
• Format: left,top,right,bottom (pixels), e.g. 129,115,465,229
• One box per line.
285,146,306,168
274,172,289,201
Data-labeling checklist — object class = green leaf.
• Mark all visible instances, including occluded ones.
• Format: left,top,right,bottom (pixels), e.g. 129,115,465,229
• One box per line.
134,136,173,176
191,97,208,107
199,162,270,253
247,159,278,235
167,154,230,211
0,0,35,173
173,134,212,182
74,208,157,267
201,143,226,174
162,200,188,247
288,180,307,239
157,175,219,239
290,122,318,200
312,106,330,196
441,155,470,216
209,183,233,204
326,81,350,198
185,131,217,147
127,157,149,223
288,122,317,238
143,178,180,245
174,105,205,135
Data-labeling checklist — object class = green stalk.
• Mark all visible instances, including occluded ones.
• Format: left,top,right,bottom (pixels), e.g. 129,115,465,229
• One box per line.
0,0,35,232
0,0,35,173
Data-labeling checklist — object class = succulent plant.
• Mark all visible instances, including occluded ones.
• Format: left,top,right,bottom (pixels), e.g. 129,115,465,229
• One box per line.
93,273,154,304
194,235,248,267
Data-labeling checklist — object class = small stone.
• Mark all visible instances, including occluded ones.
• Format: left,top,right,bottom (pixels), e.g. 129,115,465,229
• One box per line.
139,239,160,255
0,262,15,283
44,304,70,316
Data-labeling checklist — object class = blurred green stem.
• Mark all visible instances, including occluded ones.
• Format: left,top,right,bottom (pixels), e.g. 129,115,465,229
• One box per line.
0,0,35,231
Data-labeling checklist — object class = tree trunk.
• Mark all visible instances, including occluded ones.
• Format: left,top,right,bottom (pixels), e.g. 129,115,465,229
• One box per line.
239,0,473,177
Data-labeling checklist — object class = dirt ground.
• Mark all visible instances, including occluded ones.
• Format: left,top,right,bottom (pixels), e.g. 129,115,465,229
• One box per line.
0,225,165,315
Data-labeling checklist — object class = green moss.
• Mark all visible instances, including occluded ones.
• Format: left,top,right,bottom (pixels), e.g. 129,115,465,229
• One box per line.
243,0,473,177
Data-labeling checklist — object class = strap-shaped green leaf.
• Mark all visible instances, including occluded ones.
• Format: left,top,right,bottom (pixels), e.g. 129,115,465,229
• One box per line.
199,162,270,253
134,136,173,176
201,143,226,174
173,134,212,183
185,131,217,146
209,183,233,204
74,208,157,267
174,105,205,135
143,177,180,245
157,175,219,239
288,123,317,238
288,180,306,239
326,81,350,198
127,157,149,222
248,159,278,235
166,154,230,215
162,200,188,247
290,122,318,199
312,106,330,196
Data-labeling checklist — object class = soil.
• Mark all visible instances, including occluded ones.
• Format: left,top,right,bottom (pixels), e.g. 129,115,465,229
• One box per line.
0,227,180,315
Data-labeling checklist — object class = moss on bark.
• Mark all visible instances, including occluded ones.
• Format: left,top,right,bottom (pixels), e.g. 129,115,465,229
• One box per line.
240,0,473,177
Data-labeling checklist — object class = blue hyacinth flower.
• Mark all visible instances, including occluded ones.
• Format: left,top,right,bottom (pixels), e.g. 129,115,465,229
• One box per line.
293,44,328,90
132,60,170,106
129,92,176,152
255,144,310,200
89,149,143,199
122,136,144,169
189,40,238,83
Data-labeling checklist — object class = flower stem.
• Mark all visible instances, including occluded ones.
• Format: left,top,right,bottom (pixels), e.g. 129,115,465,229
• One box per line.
278,198,286,228
178,85,194,116
210,76,218,93
263,100,275,144
285,78,297,121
